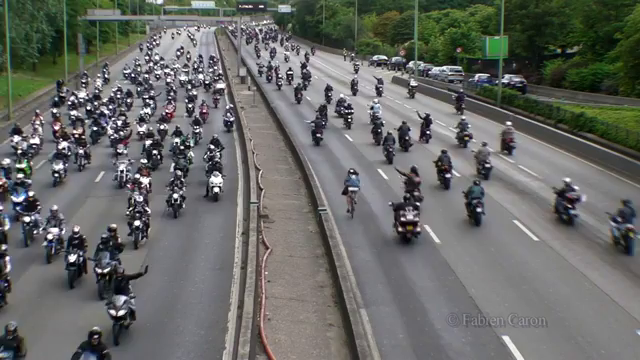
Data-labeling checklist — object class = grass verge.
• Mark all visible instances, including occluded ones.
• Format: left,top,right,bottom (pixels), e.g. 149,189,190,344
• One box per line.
0,33,146,110
557,104,640,133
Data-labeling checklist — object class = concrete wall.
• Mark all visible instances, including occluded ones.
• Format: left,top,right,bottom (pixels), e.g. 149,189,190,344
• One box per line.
392,76,640,181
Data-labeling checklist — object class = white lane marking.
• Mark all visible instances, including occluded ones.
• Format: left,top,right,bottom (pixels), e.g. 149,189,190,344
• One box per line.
394,99,402,104
518,165,540,178
452,169,461,177
512,220,540,242
403,104,411,109
448,127,457,132
435,120,447,127
35,160,46,169
314,75,318,79
499,154,515,163
501,336,526,360
423,225,441,244
377,168,389,180
94,171,105,183
305,96,311,101
344,134,354,142
472,139,477,143
487,147,494,152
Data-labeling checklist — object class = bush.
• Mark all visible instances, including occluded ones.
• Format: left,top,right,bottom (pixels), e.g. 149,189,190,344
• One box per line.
356,38,395,58
542,58,567,87
563,62,615,93
475,86,640,151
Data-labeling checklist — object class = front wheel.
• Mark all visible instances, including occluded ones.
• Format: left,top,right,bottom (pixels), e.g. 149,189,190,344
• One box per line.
626,235,636,256
98,279,107,300
133,232,140,250
473,212,483,227
212,192,220,202
443,177,451,190
45,247,53,264
112,322,123,346
67,270,77,289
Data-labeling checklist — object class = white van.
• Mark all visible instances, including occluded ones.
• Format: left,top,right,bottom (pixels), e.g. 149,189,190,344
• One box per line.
440,66,465,83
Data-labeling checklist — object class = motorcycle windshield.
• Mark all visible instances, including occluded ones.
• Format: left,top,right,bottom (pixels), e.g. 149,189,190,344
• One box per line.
81,352,98,360
96,251,111,268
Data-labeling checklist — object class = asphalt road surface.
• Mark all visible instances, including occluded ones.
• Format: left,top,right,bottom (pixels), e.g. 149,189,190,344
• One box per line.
0,28,238,359
235,31,640,360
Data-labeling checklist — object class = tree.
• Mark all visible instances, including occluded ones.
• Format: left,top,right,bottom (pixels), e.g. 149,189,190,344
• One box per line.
435,23,482,64
389,11,415,45
372,11,400,44
612,4,640,96
465,4,497,34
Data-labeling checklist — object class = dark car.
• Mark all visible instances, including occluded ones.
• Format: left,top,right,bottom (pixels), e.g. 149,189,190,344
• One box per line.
388,57,405,71
368,55,389,68
469,73,495,89
500,74,528,94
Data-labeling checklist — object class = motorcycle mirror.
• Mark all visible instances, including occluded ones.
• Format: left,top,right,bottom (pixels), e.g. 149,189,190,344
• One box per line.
388,202,393,207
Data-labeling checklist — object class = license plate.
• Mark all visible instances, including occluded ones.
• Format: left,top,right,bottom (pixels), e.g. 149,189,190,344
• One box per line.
316,134,322,137
485,164,491,167
464,137,469,140
406,226,414,230
445,174,452,178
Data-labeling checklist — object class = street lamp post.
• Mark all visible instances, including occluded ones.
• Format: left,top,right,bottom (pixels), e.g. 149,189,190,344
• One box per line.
496,0,505,107
413,0,418,78
4,0,13,122
96,0,100,69
115,0,119,54
63,0,68,84
128,0,131,46
322,0,325,46
354,0,358,53
137,0,140,35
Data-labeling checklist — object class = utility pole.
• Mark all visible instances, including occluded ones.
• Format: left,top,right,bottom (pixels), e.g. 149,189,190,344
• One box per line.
4,0,13,122
115,0,119,54
354,0,358,53
63,0,68,84
322,0,325,46
496,0,506,107
96,0,100,69
413,0,418,78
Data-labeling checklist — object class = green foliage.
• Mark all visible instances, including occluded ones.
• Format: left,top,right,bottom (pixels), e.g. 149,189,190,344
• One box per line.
542,59,567,87
612,4,640,97
476,86,640,151
372,11,400,44
563,62,615,93
403,40,428,61
389,11,416,45
356,38,395,58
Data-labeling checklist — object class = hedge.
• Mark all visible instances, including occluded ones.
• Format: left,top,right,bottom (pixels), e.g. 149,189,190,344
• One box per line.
475,86,640,152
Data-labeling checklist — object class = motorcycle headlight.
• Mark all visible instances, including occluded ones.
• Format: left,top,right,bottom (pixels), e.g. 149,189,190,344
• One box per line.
173,193,179,199
134,220,142,227
107,309,117,316
23,216,31,223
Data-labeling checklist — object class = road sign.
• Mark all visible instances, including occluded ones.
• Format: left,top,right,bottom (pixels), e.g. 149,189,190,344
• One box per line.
191,1,216,8
456,47,463,53
237,1,267,12
399,49,406,56
278,5,292,13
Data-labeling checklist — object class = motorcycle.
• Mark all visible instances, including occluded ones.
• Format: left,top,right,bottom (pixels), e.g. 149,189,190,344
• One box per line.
157,123,168,142
207,171,224,202
390,205,421,243
383,144,395,164
399,135,412,152
464,197,485,226
42,227,62,264
343,112,354,130
93,251,116,300
295,92,303,104
65,249,85,289
286,74,293,86
125,97,134,111
284,53,290,62
455,102,465,115
437,165,453,190
114,159,131,188
372,127,384,146
107,294,134,346
457,131,472,148
90,126,101,145
186,103,195,117
276,76,283,90
266,72,273,83
136,123,147,141
312,128,323,146
224,116,235,132
130,214,146,250
353,63,360,74
192,126,203,145
408,86,417,99
476,159,493,180
502,138,516,155
419,127,431,143
199,108,209,123
10,188,26,216
212,95,220,108
553,187,585,226
325,92,332,104
168,189,184,218
51,160,67,187
375,84,384,97
607,212,637,256
351,85,358,96
20,214,36,247
77,148,88,171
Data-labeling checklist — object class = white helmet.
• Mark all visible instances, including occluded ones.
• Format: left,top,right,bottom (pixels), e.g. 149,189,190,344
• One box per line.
563,177,572,185
505,121,512,126
373,99,379,104
339,94,344,99
460,116,466,121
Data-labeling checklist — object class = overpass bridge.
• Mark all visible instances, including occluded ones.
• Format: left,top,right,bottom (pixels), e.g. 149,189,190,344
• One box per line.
80,14,271,28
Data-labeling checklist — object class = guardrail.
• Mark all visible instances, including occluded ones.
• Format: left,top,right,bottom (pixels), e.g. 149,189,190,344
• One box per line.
223,30,379,360
392,75,640,181
217,32,260,360
290,35,640,107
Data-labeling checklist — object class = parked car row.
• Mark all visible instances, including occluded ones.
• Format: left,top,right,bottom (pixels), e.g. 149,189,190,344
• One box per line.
468,73,528,94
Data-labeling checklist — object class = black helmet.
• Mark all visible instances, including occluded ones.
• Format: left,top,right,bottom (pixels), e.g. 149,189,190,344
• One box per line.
410,165,418,174
401,120,407,125
387,131,393,135
622,199,632,206
402,194,412,202
473,179,481,186
5,321,17,338
88,326,102,344
441,149,448,155
100,234,109,243
481,141,488,147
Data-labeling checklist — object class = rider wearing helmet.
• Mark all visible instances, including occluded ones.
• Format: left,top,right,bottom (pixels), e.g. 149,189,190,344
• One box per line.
110,264,149,321
391,193,420,224
66,225,89,274
554,178,577,213
464,179,486,214
342,168,361,212
71,327,111,360
615,199,637,225
474,141,491,167
0,321,26,358
0,245,11,293
44,205,66,247
435,149,453,178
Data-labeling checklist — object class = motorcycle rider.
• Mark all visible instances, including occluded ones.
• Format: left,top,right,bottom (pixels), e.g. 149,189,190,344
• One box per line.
382,131,396,147
324,83,334,96
474,141,491,168
0,159,11,180
416,111,433,141
554,178,577,213
93,233,122,266
395,165,422,196
66,225,89,274
0,205,9,245
109,264,149,321
10,173,31,193
614,199,636,225
49,144,70,175
0,322,26,358
391,194,420,224
44,205,66,247
308,116,324,140
167,170,187,205
294,82,303,97
373,75,384,86
191,113,204,128
208,134,225,151
71,327,111,360
148,138,164,163
125,88,134,99
464,179,486,214
350,75,358,90
171,125,185,139
501,121,516,150
224,104,235,118
336,94,347,110
369,99,381,120
20,191,42,232
342,168,360,212
0,245,11,293
455,89,465,105
285,67,294,82
434,149,453,178
397,120,412,147
74,133,92,164
9,123,23,137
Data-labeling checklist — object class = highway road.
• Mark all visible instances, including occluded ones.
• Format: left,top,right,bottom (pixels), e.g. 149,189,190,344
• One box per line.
0,28,239,359
234,29,640,360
